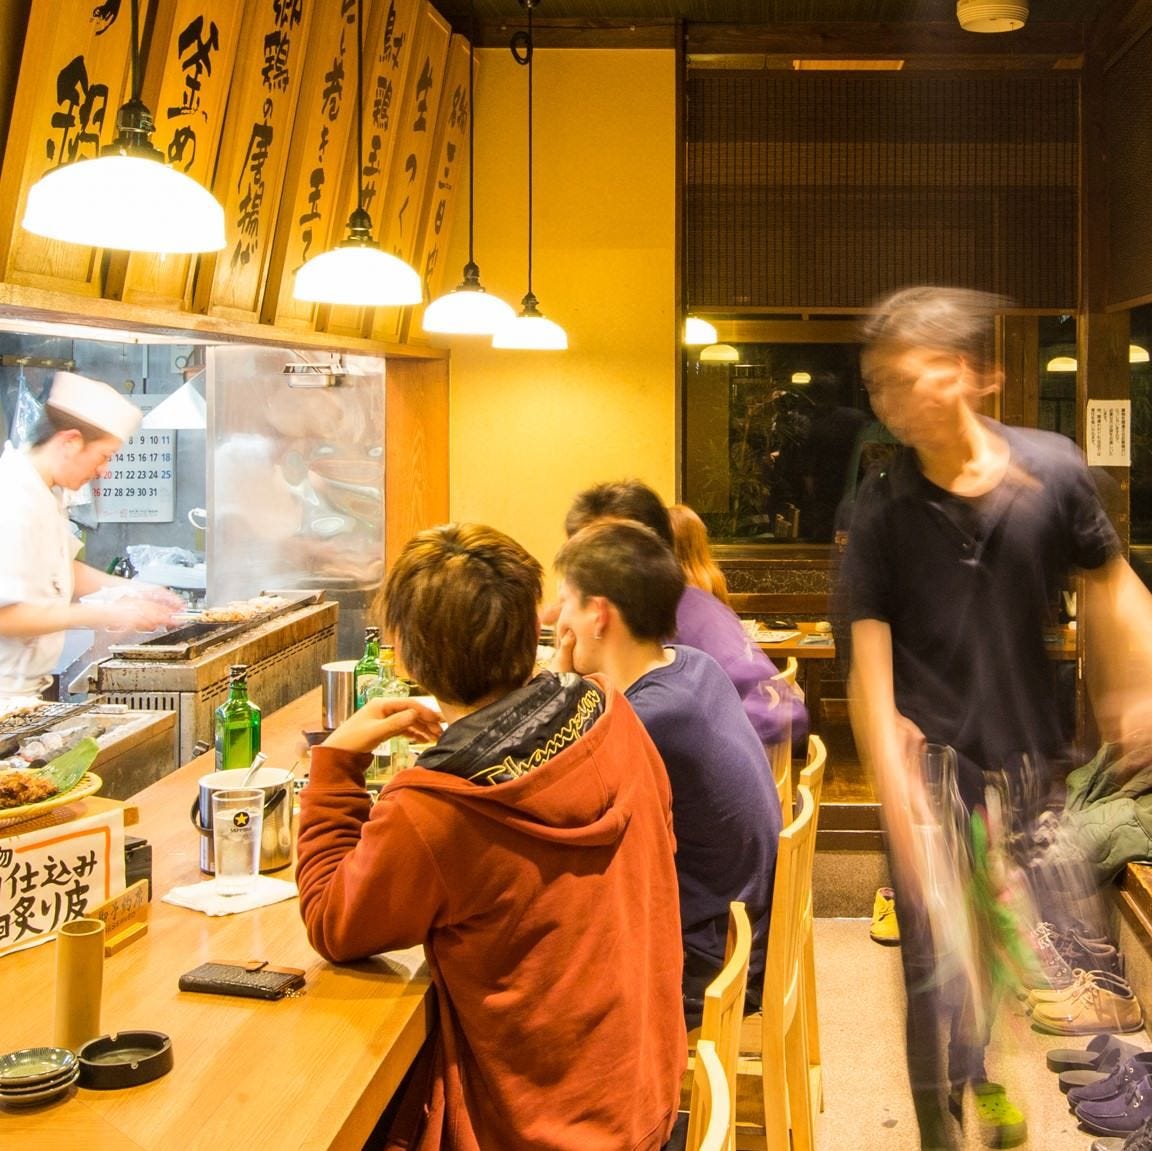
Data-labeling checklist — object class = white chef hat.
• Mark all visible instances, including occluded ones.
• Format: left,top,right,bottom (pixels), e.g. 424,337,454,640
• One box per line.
47,371,141,442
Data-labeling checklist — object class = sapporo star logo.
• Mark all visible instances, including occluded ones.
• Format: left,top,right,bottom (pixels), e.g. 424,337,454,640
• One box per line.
233,811,251,828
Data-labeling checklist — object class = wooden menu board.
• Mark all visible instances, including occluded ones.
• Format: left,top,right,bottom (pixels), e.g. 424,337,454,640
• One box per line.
116,0,242,310
262,0,359,329
370,1,451,345
0,1,134,295
197,0,316,322
405,35,472,342
321,0,422,340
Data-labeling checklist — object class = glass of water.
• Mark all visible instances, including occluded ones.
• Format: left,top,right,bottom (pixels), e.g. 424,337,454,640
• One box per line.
212,788,264,895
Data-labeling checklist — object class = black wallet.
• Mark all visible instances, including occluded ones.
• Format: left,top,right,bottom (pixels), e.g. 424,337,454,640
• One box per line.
178,960,306,1000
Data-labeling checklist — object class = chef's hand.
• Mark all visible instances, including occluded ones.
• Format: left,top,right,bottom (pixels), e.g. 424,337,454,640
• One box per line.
131,583,187,612
98,597,180,633
322,697,443,754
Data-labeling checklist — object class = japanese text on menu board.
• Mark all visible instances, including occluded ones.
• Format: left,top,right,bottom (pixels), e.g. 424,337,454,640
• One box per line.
93,396,176,523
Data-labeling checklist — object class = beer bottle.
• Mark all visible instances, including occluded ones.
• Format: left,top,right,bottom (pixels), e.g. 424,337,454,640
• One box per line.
354,627,384,709
214,664,262,771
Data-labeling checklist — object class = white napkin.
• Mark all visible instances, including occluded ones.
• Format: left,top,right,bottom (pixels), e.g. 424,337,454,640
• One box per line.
162,875,298,916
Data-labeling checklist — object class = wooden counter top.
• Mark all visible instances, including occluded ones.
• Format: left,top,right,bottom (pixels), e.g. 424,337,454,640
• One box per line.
0,689,433,1151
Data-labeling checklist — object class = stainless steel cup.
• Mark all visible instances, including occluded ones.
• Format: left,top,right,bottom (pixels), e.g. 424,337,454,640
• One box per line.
321,659,358,728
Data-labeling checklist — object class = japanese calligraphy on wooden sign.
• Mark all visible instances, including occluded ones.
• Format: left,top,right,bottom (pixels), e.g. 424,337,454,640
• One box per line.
118,0,242,310
265,0,359,329
322,0,422,340
199,0,316,321
406,35,472,342
1087,399,1131,466
0,808,127,958
0,1,134,295
371,0,451,344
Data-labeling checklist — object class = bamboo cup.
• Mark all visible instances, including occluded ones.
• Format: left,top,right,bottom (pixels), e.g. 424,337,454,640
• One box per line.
54,918,105,1053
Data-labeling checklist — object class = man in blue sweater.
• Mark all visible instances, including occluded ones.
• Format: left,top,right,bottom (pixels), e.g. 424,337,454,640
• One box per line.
552,518,782,1027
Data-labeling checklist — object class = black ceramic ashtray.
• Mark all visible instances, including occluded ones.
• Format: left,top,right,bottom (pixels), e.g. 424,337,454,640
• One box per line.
77,1031,173,1090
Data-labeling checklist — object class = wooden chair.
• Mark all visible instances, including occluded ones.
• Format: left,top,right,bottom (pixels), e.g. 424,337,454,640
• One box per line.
687,1039,733,1151
762,683,793,815
798,736,827,1113
734,785,819,1151
771,657,799,688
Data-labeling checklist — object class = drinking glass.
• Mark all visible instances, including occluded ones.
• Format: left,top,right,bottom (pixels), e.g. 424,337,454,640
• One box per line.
212,788,263,895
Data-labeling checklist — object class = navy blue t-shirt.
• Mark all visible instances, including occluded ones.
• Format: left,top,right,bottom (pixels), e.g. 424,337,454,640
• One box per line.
625,645,781,985
839,423,1119,774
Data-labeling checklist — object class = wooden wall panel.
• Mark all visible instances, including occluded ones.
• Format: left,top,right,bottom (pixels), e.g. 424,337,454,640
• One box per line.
322,0,423,339
404,35,472,340
263,0,359,328
384,355,449,572
117,0,242,309
197,0,315,321
0,0,135,294
370,1,451,344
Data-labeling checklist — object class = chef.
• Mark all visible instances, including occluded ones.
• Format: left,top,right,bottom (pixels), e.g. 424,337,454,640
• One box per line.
0,371,182,699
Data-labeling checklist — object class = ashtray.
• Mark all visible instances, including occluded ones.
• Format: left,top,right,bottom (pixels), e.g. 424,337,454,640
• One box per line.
77,1031,173,1090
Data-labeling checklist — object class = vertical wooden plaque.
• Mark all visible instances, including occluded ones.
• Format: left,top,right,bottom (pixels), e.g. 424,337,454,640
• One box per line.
117,0,242,310
404,35,472,341
369,1,451,344
321,0,422,340
197,0,315,322
0,1,134,294
262,0,359,329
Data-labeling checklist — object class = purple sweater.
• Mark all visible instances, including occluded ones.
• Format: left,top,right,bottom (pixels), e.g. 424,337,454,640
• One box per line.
674,586,808,747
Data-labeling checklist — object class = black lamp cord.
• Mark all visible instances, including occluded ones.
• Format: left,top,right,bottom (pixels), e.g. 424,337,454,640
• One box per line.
466,0,476,270
511,4,535,302
129,0,141,102
356,0,365,212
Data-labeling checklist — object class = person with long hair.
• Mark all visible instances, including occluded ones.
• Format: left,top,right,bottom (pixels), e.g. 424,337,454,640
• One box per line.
668,503,730,605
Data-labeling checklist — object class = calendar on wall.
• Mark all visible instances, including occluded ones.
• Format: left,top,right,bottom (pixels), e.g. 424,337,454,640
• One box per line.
92,396,175,523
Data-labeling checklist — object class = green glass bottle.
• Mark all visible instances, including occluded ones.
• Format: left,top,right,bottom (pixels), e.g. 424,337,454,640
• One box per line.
354,627,384,709
214,664,262,771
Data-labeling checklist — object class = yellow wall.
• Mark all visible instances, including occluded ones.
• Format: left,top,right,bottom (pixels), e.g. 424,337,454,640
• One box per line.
440,48,676,575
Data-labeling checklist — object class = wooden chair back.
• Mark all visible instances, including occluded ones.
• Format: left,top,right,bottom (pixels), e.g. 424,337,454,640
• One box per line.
687,1039,733,1151
735,784,818,1151
798,735,827,1114
771,657,799,688
762,683,793,815
697,901,751,1151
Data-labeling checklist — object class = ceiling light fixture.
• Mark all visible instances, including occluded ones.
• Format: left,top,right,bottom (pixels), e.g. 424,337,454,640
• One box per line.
21,0,225,253
699,343,739,364
956,1,1028,33
684,315,718,346
294,0,421,306
492,0,567,351
1045,355,1078,373
1131,344,1150,364
423,0,515,335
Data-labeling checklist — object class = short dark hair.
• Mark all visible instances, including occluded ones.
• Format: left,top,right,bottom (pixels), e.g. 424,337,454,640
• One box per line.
554,520,684,642
860,286,1012,370
384,523,542,706
564,480,674,547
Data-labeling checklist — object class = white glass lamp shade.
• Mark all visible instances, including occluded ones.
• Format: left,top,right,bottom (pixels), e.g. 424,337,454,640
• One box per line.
492,293,567,350
1131,344,1150,364
23,154,225,254
423,274,516,335
1045,355,1078,373
699,343,740,364
684,315,718,345
956,1,1027,32
294,242,422,306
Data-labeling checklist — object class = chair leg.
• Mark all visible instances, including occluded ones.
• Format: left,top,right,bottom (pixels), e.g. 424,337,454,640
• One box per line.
801,923,823,1113
784,1015,815,1151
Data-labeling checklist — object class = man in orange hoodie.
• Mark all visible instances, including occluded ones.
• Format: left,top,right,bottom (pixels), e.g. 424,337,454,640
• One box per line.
296,523,686,1150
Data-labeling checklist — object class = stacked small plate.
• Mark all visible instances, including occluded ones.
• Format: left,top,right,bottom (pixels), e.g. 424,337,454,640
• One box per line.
0,1047,79,1106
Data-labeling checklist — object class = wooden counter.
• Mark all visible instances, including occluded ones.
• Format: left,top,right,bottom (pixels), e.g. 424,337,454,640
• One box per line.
0,688,433,1151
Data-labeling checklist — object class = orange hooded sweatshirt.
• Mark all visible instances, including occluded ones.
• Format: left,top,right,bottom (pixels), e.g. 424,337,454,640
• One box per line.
297,674,686,1151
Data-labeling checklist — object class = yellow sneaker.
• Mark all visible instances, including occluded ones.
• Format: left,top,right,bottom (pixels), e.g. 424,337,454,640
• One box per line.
870,886,900,945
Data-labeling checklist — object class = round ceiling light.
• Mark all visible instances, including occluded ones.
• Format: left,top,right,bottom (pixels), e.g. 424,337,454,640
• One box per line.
956,1,1027,33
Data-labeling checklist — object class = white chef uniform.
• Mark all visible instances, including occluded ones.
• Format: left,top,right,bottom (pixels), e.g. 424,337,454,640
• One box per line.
0,441,81,697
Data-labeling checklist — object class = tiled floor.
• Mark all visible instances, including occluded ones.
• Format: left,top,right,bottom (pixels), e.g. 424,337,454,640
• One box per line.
813,917,1150,1151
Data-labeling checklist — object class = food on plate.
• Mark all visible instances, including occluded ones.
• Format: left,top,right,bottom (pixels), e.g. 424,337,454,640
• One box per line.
0,769,57,809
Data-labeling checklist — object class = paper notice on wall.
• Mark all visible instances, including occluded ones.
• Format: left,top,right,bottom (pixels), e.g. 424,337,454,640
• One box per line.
1086,400,1131,466
0,808,126,958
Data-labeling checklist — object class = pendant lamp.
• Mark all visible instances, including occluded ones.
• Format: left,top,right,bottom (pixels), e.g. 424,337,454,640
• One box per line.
294,0,421,306
492,0,567,350
423,0,514,335
22,0,225,254
684,315,718,345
